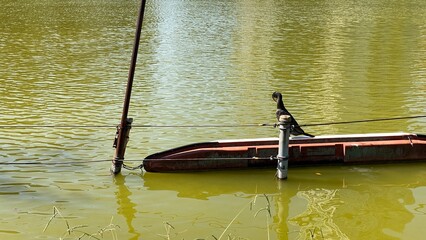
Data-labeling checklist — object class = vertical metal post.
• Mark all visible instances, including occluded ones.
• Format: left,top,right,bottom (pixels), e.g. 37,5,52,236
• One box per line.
112,118,133,174
277,115,291,180
111,0,147,175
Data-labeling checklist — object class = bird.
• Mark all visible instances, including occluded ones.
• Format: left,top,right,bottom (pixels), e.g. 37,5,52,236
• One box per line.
272,91,314,137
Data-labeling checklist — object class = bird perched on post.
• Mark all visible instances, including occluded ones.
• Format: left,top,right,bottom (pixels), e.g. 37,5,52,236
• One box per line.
272,91,314,137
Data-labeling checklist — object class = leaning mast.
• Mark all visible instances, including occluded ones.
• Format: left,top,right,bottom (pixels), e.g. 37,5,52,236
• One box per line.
111,0,147,174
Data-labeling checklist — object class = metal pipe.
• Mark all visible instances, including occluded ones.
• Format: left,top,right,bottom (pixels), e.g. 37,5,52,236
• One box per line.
111,0,147,175
277,115,291,179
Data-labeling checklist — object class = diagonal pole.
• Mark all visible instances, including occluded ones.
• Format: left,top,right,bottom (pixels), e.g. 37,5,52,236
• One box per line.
111,0,147,175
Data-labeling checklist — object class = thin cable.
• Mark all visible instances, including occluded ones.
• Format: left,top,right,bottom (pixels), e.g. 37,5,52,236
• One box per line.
299,115,426,127
0,124,270,129
0,159,143,166
0,115,424,129
143,157,272,161
132,123,273,128
0,157,271,166
0,125,116,129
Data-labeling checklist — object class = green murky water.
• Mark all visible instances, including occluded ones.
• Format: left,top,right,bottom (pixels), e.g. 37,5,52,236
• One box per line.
1,0,425,239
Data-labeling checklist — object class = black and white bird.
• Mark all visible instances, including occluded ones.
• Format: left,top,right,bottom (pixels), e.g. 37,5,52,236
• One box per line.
272,91,314,137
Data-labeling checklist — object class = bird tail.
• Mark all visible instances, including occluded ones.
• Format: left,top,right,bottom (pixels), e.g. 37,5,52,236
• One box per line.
303,132,315,138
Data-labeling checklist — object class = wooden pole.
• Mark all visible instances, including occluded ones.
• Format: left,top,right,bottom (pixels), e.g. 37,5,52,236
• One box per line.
111,0,147,174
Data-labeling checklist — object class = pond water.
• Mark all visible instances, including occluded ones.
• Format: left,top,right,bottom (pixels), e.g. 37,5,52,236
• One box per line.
1,0,425,239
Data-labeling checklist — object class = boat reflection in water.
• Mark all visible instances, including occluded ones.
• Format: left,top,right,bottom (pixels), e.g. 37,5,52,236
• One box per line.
136,164,425,239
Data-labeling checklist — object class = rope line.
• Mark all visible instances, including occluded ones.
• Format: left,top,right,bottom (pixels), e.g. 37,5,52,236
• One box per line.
123,163,144,170
0,115,424,129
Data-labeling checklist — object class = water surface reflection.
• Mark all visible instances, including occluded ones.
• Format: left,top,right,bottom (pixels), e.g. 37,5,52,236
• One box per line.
1,0,425,239
140,164,426,239
114,174,141,240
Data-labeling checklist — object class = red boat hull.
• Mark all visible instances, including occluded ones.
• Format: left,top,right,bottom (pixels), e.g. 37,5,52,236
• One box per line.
143,133,426,172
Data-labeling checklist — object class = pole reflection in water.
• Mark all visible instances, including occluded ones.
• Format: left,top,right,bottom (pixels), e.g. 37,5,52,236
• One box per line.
113,174,141,240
